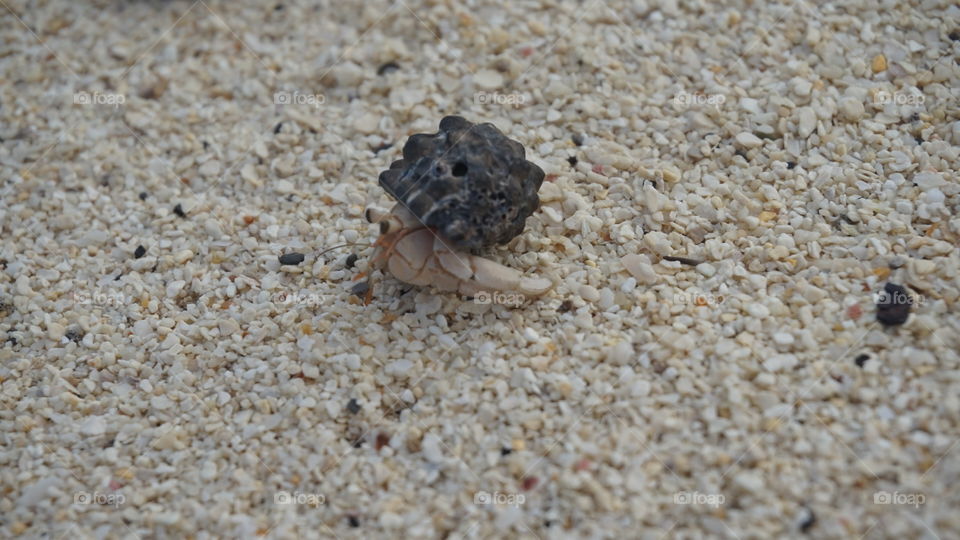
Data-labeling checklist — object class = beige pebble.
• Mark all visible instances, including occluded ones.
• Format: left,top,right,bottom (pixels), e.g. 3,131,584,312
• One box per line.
872,54,887,73
48,322,66,341
355,113,379,135
174,249,194,264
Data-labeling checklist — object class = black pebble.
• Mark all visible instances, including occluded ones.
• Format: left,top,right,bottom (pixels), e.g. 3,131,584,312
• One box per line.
876,282,912,326
273,122,282,134
567,155,578,167
799,508,816,533
173,203,186,217
377,61,400,75
950,30,960,41
557,300,573,313
139,192,148,200
347,516,360,528
278,252,305,265
786,161,796,169
345,253,358,269
65,329,84,343
134,245,146,259
371,142,393,154
854,354,870,368
350,280,370,298
347,398,361,414
500,447,512,456
571,133,584,146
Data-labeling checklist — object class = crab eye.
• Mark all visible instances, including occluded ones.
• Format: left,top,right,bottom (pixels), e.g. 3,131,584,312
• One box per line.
452,162,467,176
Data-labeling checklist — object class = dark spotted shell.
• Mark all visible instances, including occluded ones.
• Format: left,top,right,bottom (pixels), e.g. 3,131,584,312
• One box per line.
377,116,545,251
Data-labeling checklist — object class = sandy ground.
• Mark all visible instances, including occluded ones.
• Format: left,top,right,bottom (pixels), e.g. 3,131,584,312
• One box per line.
2,0,959,538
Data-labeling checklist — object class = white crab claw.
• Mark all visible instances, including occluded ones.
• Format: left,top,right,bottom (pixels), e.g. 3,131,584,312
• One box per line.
432,235,553,297
365,204,553,300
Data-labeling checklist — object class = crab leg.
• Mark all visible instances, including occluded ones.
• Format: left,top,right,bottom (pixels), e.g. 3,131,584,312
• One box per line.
364,204,553,299
430,234,553,297
382,228,552,297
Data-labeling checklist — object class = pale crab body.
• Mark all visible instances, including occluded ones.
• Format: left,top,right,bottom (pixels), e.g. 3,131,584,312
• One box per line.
365,203,553,298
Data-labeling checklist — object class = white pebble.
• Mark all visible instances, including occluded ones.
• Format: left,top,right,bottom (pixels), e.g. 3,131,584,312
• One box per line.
631,379,651,397
579,284,600,302
421,433,444,463
747,303,770,318
914,171,946,190
696,263,717,277
151,395,173,410
173,249,194,264
302,364,320,379
839,97,864,121
199,160,221,177
274,179,295,193
597,288,615,309
763,354,798,372
735,132,763,148
924,188,945,204
473,69,503,90
133,319,152,337
797,107,816,138
772,332,795,345
607,341,633,364
622,254,658,284
79,416,106,436
791,77,812,97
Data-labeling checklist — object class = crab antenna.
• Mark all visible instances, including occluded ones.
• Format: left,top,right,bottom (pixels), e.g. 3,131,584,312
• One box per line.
316,242,371,258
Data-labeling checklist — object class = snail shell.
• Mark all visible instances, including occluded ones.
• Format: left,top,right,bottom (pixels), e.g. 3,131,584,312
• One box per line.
377,116,545,251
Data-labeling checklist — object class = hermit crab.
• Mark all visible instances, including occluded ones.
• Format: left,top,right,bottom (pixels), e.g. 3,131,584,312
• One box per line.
360,116,552,299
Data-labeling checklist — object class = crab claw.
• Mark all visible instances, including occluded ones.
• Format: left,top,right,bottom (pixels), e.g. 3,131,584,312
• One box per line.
430,235,553,297
363,203,553,301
